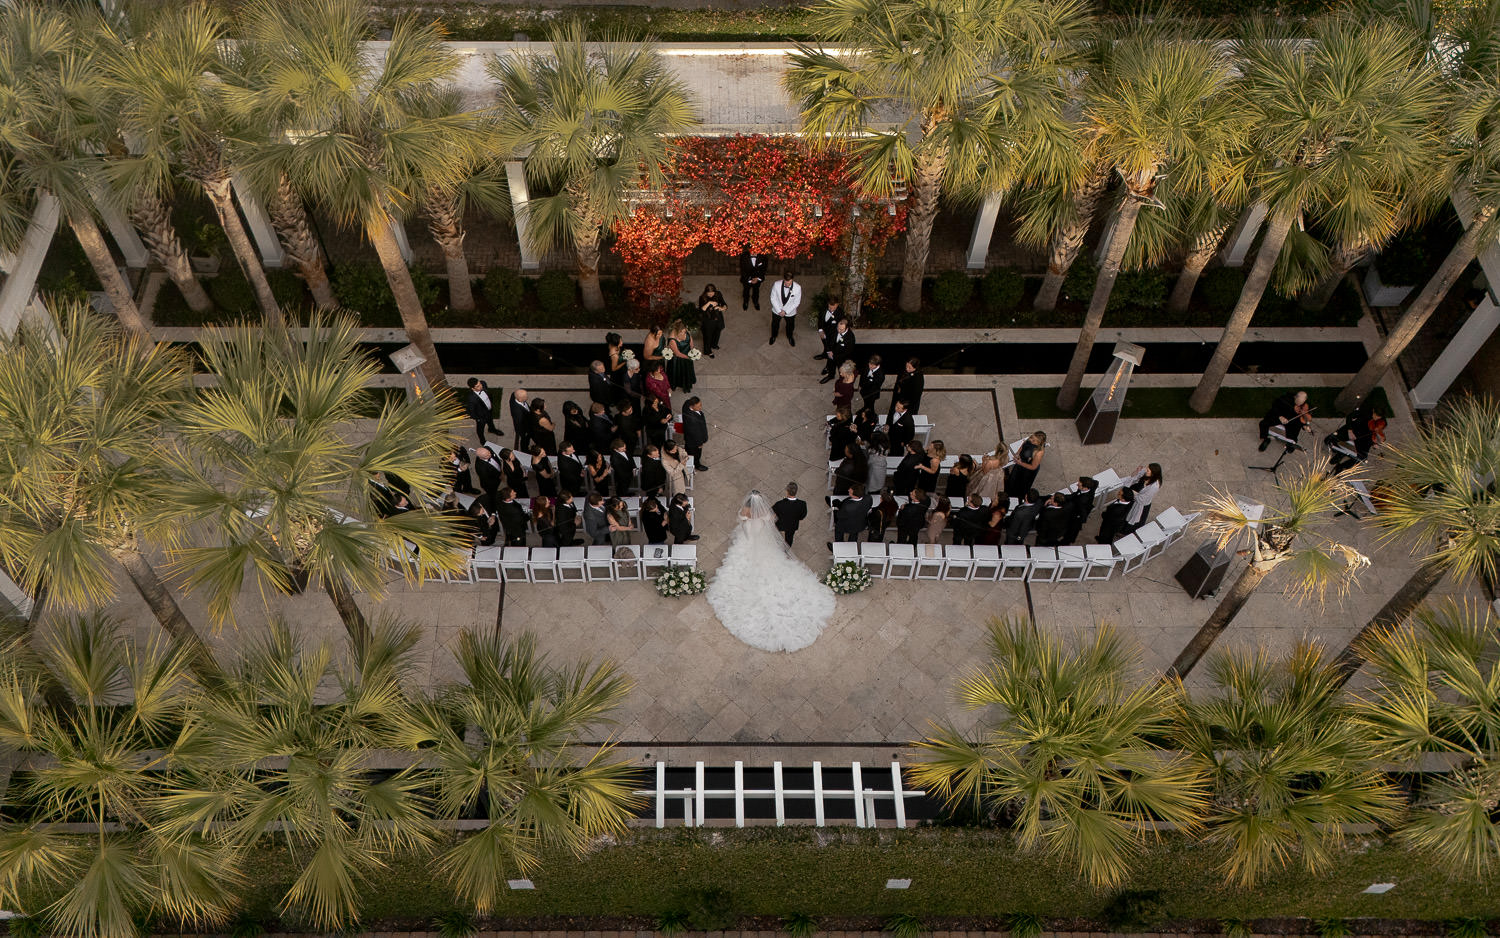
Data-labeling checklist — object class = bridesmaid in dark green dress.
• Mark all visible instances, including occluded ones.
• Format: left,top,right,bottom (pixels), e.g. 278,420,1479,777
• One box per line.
666,318,697,392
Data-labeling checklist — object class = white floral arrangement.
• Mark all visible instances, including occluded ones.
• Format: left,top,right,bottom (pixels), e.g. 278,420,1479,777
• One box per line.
655,564,706,597
687,348,703,361
620,348,636,362
661,346,675,361
822,560,871,595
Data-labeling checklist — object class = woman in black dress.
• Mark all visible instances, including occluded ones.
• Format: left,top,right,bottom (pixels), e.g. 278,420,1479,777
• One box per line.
533,497,558,548
834,443,866,494
946,453,973,500
853,405,878,444
892,441,924,495
563,401,589,453
917,440,945,494
529,444,557,498
644,395,672,450
498,448,527,494
828,405,856,462
698,285,727,357
888,358,924,422
586,450,611,494
1004,430,1047,500
529,398,558,456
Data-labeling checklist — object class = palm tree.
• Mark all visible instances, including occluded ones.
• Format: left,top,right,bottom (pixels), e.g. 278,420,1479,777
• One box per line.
1332,395,1500,682
96,2,283,323
0,301,221,686
159,618,433,931
227,0,471,388
1055,28,1245,410
0,3,147,334
490,22,699,312
909,618,1207,887
396,631,638,913
1352,600,1500,877
1188,15,1445,414
161,312,469,652
1176,642,1401,887
1166,461,1369,681
1336,3,1500,412
786,0,1087,314
263,170,338,309
0,615,238,938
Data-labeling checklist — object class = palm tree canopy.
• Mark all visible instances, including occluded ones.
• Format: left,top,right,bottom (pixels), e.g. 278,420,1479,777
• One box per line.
0,302,190,611
909,618,1207,888
159,312,469,625
488,21,699,254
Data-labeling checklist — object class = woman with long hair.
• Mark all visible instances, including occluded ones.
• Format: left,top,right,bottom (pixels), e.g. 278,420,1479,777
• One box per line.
698,284,727,357
666,318,697,392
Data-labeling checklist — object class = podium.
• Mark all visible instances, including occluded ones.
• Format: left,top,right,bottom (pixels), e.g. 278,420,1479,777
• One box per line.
1075,342,1145,445
1175,542,1233,599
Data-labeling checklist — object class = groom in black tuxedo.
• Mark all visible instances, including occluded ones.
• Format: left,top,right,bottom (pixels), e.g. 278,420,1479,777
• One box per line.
739,244,769,311
772,483,808,546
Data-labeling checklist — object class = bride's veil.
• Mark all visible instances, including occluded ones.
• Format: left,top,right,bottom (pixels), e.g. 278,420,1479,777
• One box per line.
743,490,774,521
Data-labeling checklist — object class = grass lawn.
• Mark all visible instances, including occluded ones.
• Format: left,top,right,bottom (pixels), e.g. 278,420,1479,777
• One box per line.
226,828,1496,929
1014,386,1392,422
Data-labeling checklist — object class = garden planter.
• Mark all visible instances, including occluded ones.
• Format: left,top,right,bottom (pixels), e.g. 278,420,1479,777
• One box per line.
1363,266,1415,307
190,255,222,275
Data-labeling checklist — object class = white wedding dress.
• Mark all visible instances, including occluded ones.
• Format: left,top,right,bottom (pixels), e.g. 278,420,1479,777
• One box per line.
706,492,836,652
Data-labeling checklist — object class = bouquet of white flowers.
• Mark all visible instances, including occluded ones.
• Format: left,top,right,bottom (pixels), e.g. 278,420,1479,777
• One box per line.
655,564,706,597
621,348,636,362
661,346,675,361
687,348,703,361
822,560,871,595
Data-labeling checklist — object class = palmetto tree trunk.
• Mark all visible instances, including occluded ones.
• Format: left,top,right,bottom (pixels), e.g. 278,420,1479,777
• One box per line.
1331,557,1447,685
424,194,474,312
69,215,148,337
324,575,371,654
367,213,448,389
898,149,947,314
130,193,212,313
576,227,605,313
1166,557,1276,680
270,174,336,309
200,173,283,325
1167,223,1230,314
1034,162,1113,312
1190,211,1296,414
845,204,870,321
1058,189,1146,410
111,545,223,688
1336,206,1495,413
1301,237,1371,312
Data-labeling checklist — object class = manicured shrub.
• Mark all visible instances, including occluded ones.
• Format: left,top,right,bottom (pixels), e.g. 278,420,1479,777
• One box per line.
1107,268,1168,312
483,266,525,312
932,270,975,312
1061,257,1097,304
534,270,577,313
982,266,1026,312
207,269,258,315
1099,889,1165,931
1374,228,1430,285
1200,265,1248,311
410,266,442,309
332,262,398,324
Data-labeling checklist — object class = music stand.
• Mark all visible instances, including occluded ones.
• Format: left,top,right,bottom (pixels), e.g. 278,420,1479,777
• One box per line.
1250,427,1304,479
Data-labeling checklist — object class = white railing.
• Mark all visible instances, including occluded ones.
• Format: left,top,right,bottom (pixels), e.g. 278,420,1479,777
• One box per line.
635,761,924,829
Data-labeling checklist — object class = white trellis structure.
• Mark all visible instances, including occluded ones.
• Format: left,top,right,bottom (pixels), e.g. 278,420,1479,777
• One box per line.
637,761,924,829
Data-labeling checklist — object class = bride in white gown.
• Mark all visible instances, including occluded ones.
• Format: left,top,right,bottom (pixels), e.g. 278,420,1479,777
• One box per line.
706,491,836,652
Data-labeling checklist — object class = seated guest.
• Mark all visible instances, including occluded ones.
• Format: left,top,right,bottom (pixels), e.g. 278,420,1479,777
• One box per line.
1005,489,1041,545
896,489,930,545
1095,488,1135,544
1035,491,1071,547
641,496,669,545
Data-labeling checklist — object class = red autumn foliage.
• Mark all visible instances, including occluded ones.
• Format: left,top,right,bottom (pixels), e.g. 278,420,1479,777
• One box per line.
612,135,906,314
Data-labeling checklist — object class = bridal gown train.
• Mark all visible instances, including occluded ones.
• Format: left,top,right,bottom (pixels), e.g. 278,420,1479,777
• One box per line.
706,493,836,653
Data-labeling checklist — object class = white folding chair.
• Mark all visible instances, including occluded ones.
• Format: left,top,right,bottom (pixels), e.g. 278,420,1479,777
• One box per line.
584,545,615,581
1083,544,1119,580
528,547,559,583
613,545,642,580
1135,521,1169,560
1091,467,1123,498
500,547,531,583
1026,547,1061,582
970,544,1001,581
1115,534,1149,573
1155,506,1188,533
1056,546,1088,582
832,542,859,564
886,543,917,579
641,544,672,577
859,542,889,577
941,545,973,580
471,546,503,582
445,551,478,584
914,543,946,580
999,545,1030,581
556,546,587,582
669,544,698,567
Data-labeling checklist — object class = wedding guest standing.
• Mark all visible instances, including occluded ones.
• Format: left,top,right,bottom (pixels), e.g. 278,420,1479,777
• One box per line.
886,399,915,456
614,398,641,455
896,490,929,545
474,446,504,501
495,488,530,547
533,497,558,548
528,444,557,498
508,387,532,451
917,440,945,494
465,378,502,445
860,354,885,412
558,442,585,496
449,445,474,494
970,448,1005,502
946,454,973,501
666,319,697,392
953,494,987,546
832,483,872,543
814,296,841,362
682,397,709,471
607,498,633,548
892,441,924,496
823,318,856,382
624,357,644,407
639,444,668,498
739,243,769,311
555,491,580,546
1005,490,1041,545
1004,431,1046,500
584,493,610,545
586,449,611,493
868,485,898,542
563,401,589,453
1095,488,1134,544
1035,492,1071,546
529,398,558,456
605,332,628,391
641,496,669,545
834,443,866,494
644,395,672,450
831,360,857,408
643,324,666,371
773,483,807,546
662,441,690,497
609,439,635,497
888,358,924,422
828,406,856,462
588,361,614,410
498,447,527,495
1123,463,1162,532
769,272,801,346
853,404,878,445
865,432,889,494
1064,477,1099,545
645,362,672,409
698,285,727,357
668,493,698,542
467,500,499,547
980,501,1008,546
587,402,616,455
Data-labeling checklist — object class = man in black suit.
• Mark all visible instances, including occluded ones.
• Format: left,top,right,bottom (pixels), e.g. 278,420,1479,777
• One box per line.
1035,492,1072,547
888,358,924,422
587,402,616,456
668,493,698,542
739,244,769,311
1095,488,1135,544
449,445,475,494
814,297,842,362
583,493,610,545
859,354,885,412
608,439,635,497
896,489,929,545
464,378,502,445
558,442,585,495
554,491,580,546
473,446,504,502
772,483,808,546
953,493,987,546
682,396,709,471
615,398,641,455
588,361,615,410
821,318,857,383
639,444,668,498
507,387,531,452
886,399,915,457
1005,489,1041,545
1064,477,1099,545
494,488,530,547
832,483,872,543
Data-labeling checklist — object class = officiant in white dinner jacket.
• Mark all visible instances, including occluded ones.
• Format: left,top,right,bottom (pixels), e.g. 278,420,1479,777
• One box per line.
769,272,801,347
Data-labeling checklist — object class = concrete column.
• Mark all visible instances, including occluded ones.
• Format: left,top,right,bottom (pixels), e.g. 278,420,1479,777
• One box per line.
0,194,59,338
232,174,285,269
1409,294,1500,409
89,186,149,269
964,193,1003,270
1222,201,1268,267
505,159,541,270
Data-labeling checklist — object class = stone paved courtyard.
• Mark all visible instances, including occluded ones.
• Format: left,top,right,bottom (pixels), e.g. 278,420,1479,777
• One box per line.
114,308,1479,748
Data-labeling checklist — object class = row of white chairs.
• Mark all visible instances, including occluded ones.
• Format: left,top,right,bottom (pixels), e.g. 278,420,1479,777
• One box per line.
830,507,1195,581
452,544,699,584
